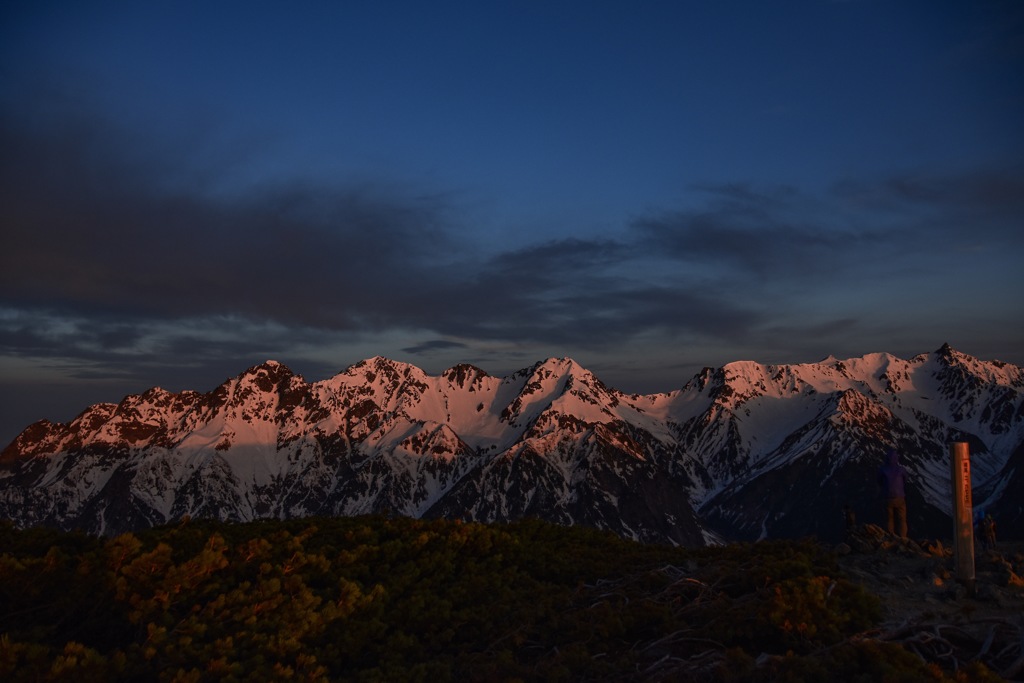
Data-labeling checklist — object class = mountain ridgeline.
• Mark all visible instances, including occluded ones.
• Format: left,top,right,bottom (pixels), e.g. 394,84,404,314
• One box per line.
2,345,1022,544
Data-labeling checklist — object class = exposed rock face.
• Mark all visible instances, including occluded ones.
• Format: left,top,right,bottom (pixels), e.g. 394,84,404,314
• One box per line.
2,346,1022,545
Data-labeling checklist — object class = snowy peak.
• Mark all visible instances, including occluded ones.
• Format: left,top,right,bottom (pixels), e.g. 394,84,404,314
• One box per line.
236,360,300,393
0,420,69,463
934,342,967,366
498,356,617,427
832,389,892,438
681,367,721,394
918,344,1023,386
339,356,425,386
330,356,432,409
441,363,491,391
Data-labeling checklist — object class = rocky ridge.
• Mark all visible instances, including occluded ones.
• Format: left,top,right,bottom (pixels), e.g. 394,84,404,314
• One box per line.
1,345,1022,544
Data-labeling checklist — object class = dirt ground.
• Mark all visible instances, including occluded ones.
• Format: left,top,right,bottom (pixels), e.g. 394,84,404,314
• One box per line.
835,524,1024,679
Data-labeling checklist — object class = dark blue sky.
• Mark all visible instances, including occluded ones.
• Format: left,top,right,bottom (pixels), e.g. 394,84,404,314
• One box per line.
2,1,1023,445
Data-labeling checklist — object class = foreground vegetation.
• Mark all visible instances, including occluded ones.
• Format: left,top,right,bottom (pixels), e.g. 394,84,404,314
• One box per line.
0,516,1000,682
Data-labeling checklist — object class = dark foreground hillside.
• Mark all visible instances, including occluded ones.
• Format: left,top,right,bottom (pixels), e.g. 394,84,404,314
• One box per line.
0,516,1014,682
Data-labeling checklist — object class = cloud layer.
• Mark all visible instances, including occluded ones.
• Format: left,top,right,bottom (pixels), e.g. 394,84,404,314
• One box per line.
4,99,1023,369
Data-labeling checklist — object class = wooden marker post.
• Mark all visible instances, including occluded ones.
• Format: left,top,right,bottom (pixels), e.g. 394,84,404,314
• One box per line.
950,442,975,594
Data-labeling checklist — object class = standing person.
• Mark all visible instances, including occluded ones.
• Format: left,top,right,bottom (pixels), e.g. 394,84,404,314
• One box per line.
877,447,909,538
979,511,997,550
843,504,857,538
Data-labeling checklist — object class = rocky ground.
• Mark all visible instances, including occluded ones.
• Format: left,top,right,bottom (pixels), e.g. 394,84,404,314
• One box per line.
835,524,1024,679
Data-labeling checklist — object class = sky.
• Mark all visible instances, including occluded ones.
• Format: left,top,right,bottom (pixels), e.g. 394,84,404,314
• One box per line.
2,0,1023,446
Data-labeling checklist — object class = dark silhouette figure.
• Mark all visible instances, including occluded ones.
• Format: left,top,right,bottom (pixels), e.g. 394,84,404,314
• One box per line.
877,447,908,538
843,505,857,538
979,512,996,550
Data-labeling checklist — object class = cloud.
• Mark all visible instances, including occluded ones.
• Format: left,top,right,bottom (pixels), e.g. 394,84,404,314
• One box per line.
401,339,468,355
1,92,759,360
2,91,1022,406
631,183,878,283
833,167,1024,235
0,99,468,328
0,308,341,382
637,171,1024,290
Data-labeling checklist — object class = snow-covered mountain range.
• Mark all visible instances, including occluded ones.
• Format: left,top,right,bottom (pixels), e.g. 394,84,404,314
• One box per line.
2,344,1022,544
